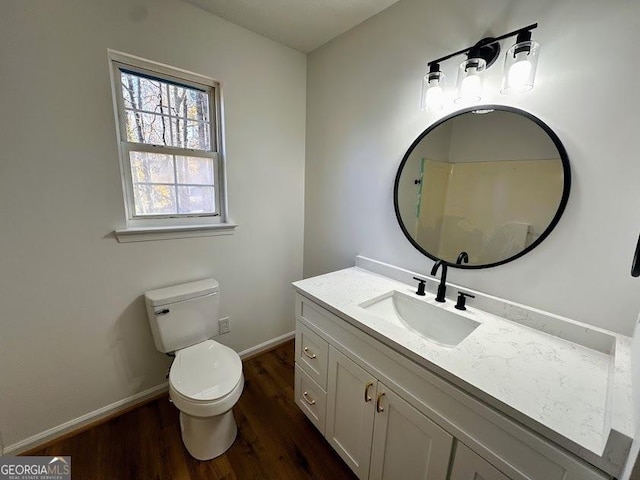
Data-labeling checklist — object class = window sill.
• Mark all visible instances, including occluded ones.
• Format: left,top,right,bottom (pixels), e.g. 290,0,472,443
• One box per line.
114,223,238,243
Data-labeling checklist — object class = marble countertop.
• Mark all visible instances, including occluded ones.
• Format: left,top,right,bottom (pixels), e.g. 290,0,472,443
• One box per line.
292,260,633,473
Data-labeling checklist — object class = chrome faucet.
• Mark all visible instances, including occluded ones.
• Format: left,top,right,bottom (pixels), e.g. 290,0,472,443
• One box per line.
430,260,448,302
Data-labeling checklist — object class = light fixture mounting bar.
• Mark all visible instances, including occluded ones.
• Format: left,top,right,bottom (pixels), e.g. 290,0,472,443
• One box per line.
427,23,538,67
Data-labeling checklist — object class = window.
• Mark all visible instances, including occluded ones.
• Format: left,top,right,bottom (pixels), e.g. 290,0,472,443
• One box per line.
109,51,232,239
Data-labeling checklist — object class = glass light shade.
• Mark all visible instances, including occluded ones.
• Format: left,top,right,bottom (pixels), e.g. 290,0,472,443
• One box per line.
420,71,445,111
455,58,486,105
501,40,540,94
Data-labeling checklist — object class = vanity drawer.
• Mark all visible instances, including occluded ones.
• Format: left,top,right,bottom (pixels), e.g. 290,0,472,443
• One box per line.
296,322,329,389
450,442,510,480
295,364,327,434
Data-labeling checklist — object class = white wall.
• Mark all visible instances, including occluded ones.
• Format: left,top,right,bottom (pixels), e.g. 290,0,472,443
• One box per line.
448,110,560,162
0,0,306,449
305,0,640,336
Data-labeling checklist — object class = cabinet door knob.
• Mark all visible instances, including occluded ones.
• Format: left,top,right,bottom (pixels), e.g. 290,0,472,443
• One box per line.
303,347,317,359
364,381,374,402
376,392,386,413
302,391,316,405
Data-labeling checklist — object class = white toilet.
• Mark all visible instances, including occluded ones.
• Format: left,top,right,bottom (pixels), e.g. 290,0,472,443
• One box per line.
144,278,244,461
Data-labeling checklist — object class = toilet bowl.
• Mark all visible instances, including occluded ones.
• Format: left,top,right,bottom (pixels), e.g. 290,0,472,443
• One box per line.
144,279,243,460
169,340,244,460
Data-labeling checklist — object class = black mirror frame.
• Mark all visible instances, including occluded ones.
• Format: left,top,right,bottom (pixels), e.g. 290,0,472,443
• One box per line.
393,105,571,269
631,234,640,277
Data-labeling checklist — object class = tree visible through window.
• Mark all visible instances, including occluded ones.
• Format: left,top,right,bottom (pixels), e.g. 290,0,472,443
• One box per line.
112,60,221,220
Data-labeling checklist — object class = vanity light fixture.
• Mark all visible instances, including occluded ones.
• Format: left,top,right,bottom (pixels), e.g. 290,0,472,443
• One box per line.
421,23,539,110
420,63,445,111
455,57,487,105
501,29,540,94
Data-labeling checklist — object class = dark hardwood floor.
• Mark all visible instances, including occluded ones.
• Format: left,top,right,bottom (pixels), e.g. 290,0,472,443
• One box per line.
29,340,357,480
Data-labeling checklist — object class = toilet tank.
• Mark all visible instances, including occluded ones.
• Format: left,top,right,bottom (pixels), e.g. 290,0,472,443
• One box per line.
144,279,220,353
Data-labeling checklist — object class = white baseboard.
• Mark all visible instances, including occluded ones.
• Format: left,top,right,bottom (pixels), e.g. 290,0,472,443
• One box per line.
3,331,296,456
238,330,295,359
3,382,169,456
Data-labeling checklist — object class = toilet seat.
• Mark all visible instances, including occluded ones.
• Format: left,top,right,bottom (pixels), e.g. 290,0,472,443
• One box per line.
169,340,244,418
170,374,244,418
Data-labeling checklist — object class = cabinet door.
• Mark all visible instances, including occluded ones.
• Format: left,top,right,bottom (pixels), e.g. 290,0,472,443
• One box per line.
450,443,511,480
369,382,454,480
326,346,377,480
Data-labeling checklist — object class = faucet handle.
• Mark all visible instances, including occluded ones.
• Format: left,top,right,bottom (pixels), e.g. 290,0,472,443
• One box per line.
455,291,475,310
413,277,426,296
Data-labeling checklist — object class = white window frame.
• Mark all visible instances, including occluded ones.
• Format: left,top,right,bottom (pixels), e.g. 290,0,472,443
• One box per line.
108,50,235,241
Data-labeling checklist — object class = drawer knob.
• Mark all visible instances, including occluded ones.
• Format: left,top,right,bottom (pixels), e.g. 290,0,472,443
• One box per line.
303,391,316,405
376,392,386,413
303,347,317,359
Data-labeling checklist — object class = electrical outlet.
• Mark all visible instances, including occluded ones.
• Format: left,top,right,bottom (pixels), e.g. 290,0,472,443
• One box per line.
218,317,230,334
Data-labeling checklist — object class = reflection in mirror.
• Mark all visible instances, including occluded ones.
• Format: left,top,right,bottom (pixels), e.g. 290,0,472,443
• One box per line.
395,107,569,268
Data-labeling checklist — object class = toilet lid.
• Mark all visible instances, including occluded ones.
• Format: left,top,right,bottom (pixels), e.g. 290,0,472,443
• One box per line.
170,340,242,401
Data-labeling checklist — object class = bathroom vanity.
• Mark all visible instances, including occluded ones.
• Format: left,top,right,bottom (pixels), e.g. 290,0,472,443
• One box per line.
292,257,633,480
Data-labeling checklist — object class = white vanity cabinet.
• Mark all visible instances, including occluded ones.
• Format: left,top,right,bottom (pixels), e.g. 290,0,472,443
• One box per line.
325,346,453,480
325,346,377,478
369,379,453,480
293,293,612,480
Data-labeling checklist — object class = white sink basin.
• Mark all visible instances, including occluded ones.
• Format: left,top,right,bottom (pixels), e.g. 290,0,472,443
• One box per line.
359,290,481,347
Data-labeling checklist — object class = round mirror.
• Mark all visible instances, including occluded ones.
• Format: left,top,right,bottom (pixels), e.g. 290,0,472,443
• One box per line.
394,106,570,269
